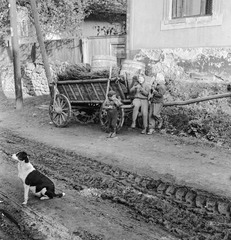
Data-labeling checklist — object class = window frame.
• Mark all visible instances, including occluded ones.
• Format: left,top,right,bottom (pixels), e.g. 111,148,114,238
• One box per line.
161,0,223,30
172,0,213,19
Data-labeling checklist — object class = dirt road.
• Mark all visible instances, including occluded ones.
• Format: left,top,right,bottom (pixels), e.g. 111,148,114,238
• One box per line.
1,93,231,239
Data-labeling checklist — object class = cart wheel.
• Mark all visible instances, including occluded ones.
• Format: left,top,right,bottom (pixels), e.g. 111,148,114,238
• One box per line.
99,104,125,132
49,94,71,127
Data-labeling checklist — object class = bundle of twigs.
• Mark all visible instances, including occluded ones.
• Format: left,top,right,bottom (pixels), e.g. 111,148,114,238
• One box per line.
57,63,119,81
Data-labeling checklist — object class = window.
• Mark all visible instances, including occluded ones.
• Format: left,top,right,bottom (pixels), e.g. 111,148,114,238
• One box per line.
161,0,223,30
172,0,213,19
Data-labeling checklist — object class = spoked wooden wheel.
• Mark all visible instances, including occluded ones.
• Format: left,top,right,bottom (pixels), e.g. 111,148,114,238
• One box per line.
99,103,125,132
49,94,71,127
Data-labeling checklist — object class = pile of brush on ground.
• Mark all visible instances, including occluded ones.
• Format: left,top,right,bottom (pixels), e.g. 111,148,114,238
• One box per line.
162,78,231,147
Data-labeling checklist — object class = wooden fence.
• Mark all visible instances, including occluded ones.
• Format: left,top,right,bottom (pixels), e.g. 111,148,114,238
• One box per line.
82,35,126,65
1,35,126,67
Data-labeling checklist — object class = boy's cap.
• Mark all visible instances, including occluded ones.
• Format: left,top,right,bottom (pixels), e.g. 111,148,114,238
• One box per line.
108,90,116,97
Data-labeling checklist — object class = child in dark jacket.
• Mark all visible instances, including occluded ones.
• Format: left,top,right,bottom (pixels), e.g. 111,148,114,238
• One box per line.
103,90,122,138
147,81,166,134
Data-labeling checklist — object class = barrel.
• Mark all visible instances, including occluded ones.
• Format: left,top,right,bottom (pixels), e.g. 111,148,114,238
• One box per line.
91,55,117,72
120,60,145,87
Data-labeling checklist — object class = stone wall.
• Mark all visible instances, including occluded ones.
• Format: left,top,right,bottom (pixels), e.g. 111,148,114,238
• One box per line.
134,48,231,82
133,48,231,105
22,62,50,96
1,62,50,99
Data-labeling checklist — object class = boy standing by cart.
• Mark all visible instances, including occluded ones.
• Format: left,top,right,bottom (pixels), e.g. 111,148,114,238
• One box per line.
103,90,122,138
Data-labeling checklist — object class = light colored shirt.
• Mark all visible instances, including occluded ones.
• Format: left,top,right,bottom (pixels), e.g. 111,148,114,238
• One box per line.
130,82,149,99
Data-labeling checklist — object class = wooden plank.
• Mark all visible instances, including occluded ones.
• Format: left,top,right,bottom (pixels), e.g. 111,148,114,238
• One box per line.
98,82,107,98
57,78,110,84
121,104,133,109
105,70,111,99
115,82,126,100
83,83,92,100
91,83,101,101
69,99,131,104
122,99,132,104
67,84,77,100
69,100,104,104
75,84,84,101
61,85,70,98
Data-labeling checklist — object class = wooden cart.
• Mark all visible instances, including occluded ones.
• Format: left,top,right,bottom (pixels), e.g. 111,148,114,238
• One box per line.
49,77,135,131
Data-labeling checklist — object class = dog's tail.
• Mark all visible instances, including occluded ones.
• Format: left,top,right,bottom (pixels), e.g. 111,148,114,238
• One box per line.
54,192,65,198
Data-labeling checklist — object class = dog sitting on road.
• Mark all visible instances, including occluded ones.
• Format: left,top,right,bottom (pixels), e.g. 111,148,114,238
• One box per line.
12,151,65,205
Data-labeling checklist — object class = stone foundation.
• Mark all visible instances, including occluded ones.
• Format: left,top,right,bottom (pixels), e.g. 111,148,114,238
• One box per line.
133,47,231,104
134,47,231,82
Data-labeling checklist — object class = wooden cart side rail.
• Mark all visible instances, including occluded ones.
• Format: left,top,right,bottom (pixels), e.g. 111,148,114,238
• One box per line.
68,99,132,104
57,78,117,85
164,92,231,107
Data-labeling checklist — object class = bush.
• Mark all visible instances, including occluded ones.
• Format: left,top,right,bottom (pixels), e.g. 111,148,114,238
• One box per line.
162,94,231,146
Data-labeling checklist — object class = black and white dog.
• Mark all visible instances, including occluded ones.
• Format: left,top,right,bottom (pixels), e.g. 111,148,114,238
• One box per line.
12,151,65,205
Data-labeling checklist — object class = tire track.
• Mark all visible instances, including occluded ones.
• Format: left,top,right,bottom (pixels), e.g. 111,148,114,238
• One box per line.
1,129,231,239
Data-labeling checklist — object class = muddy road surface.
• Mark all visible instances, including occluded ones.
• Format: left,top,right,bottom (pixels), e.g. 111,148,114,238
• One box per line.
0,129,177,240
1,129,231,240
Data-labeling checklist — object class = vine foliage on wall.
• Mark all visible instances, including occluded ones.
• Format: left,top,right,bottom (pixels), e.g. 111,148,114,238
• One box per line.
0,0,127,47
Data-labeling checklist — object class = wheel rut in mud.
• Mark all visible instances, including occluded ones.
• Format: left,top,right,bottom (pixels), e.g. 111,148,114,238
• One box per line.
0,192,73,240
1,129,231,240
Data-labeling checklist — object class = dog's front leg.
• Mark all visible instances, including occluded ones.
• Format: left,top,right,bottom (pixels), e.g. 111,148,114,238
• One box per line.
22,184,30,205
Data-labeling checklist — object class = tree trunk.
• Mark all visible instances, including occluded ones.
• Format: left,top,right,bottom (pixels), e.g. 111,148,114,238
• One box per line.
29,0,54,97
9,0,23,110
